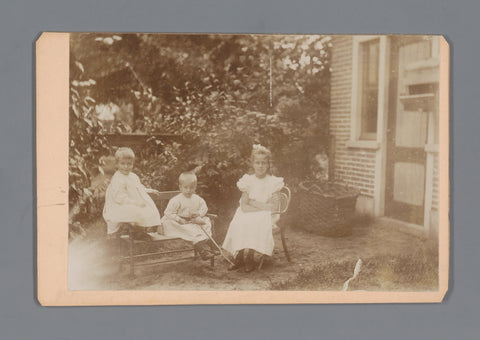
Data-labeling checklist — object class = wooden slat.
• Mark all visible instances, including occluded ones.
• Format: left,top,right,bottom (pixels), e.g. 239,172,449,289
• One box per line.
151,191,180,201
122,248,194,259
133,257,197,266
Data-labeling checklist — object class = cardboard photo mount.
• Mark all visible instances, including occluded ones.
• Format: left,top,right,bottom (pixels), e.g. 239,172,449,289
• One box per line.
36,32,450,306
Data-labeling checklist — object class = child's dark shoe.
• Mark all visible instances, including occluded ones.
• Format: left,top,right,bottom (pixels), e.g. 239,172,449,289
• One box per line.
228,250,244,271
228,261,243,271
132,230,153,241
194,241,213,261
199,248,214,261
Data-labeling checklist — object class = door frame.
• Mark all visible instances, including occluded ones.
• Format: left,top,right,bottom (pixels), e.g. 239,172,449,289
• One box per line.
382,36,438,228
349,35,438,231
350,36,390,218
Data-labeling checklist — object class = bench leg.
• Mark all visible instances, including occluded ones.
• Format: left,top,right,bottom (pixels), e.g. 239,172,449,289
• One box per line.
108,235,125,273
118,257,125,273
129,231,135,277
210,256,215,267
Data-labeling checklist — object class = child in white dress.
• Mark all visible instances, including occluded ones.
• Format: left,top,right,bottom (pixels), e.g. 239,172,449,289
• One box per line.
222,144,284,272
103,147,161,240
161,172,215,260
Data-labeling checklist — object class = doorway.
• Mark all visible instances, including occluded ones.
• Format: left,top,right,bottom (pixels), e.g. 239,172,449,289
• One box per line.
385,37,438,226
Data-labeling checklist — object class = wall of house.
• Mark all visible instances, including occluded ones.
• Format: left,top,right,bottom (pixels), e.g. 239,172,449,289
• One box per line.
330,36,377,215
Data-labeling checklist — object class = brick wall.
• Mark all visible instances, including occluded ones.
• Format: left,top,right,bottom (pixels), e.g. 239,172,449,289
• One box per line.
330,36,377,197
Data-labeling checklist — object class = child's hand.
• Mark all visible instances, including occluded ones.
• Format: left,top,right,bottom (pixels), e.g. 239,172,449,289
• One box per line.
272,194,281,204
177,217,187,225
267,194,281,211
192,217,206,225
269,192,281,203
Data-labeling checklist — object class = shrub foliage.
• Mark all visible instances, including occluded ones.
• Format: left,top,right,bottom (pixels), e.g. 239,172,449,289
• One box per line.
69,33,331,230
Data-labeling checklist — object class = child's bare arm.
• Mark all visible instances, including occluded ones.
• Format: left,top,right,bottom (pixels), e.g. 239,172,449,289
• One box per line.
240,192,264,212
247,193,280,212
247,199,272,211
268,192,282,212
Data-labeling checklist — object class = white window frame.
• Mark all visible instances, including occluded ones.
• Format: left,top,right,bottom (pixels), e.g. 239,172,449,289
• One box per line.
347,35,388,150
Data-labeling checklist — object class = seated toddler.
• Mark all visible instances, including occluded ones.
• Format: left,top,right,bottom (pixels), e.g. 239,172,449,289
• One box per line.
161,172,215,260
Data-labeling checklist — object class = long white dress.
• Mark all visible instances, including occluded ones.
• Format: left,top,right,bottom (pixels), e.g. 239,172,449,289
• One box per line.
222,174,284,257
161,193,212,244
103,171,161,234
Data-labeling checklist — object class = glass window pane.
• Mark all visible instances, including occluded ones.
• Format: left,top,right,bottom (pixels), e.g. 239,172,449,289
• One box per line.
396,39,439,147
393,162,425,206
359,39,379,139
395,110,428,147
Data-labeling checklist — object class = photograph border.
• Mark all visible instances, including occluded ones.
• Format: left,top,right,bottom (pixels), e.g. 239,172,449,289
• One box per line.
36,32,449,306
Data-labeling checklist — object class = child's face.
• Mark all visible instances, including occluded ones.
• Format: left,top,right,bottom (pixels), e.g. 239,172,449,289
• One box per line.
253,154,269,178
179,180,196,198
118,157,134,175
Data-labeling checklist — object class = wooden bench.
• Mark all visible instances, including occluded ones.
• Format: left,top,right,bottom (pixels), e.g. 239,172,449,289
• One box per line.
114,191,217,276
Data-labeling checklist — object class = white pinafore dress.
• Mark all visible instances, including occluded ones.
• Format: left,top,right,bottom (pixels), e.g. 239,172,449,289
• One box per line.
222,174,284,256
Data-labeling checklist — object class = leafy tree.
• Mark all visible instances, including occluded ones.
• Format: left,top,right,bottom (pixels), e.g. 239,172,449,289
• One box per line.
69,33,331,234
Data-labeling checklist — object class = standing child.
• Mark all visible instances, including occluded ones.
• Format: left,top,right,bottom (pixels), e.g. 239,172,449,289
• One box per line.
103,147,161,240
222,144,284,272
161,172,215,260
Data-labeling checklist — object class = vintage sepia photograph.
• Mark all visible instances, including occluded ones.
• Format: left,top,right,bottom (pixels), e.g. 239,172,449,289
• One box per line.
37,33,449,304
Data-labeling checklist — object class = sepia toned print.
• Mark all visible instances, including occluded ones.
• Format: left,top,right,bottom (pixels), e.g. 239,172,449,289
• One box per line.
37,33,449,305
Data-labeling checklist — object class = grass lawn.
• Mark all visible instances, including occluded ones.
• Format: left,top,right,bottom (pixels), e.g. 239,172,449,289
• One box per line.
68,217,439,291
270,248,438,291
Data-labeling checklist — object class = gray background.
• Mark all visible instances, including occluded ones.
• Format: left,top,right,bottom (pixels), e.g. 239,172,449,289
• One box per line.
0,0,477,339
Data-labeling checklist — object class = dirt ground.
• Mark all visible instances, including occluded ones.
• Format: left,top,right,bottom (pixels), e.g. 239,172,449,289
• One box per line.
68,218,438,291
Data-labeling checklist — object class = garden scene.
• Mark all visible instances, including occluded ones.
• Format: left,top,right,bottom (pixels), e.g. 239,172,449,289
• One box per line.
68,33,438,291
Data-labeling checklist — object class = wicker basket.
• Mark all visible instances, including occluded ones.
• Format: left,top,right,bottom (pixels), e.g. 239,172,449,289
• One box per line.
294,180,359,237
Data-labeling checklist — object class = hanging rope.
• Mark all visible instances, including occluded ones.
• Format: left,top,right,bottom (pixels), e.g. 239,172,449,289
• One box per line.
269,53,273,108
